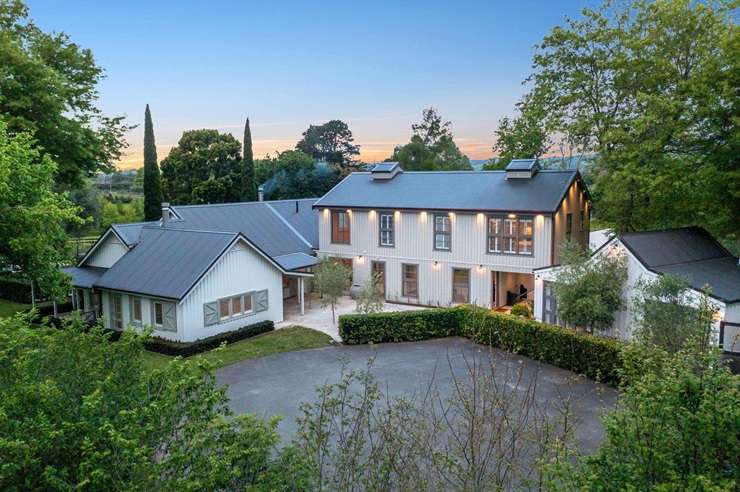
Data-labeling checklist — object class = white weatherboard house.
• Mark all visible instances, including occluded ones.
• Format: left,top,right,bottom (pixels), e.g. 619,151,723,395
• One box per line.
64,199,317,342
313,160,591,309
533,227,740,354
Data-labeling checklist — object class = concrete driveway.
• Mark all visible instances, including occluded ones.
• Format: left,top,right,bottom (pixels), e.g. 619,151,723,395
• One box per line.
277,294,424,341
218,337,618,451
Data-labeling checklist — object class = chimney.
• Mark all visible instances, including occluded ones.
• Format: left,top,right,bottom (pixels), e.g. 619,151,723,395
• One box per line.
161,202,170,226
258,186,264,202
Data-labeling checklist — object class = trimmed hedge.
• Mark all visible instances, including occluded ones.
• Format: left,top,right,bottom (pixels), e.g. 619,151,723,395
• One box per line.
339,308,466,344
143,320,275,357
0,277,33,303
338,306,625,386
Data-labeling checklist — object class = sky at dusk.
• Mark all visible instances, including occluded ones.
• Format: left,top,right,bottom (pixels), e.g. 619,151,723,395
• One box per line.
27,0,595,169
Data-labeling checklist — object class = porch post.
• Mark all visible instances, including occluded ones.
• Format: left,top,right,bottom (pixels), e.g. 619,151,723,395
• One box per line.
299,277,305,315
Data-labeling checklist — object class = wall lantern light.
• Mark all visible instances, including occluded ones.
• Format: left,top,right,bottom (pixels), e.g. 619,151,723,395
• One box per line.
507,213,516,219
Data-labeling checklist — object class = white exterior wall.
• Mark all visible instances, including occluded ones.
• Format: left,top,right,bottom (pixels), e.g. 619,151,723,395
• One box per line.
725,303,740,324
99,239,284,342
100,290,181,341
318,209,551,308
85,232,128,268
534,239,729,344
178,239,283,342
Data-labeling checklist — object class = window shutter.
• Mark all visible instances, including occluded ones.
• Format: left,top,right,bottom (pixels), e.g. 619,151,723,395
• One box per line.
203,301,219,326
255,289,269,312
162,303,177,332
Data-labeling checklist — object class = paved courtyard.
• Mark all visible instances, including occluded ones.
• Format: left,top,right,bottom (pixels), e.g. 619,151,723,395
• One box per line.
218,337,618,451
277,294,424,340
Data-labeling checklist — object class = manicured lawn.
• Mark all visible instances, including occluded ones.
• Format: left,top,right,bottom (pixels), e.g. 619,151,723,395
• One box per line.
141,326,333,371
0,299,30,318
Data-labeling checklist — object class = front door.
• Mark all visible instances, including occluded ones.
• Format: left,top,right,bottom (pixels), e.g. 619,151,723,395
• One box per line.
371,261,386,297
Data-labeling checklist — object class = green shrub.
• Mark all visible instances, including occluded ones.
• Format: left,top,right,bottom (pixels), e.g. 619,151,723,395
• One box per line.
509,302,531,318
463,308,624,385
339,306,625,386
339,308,466,344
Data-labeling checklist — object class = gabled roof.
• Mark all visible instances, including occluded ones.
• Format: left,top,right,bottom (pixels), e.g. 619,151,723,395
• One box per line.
167,200,317,254
264,199,319,248
617,227,739,304
94,228,238,300
111,221,157,245
62,266,107,289
313,170,580,213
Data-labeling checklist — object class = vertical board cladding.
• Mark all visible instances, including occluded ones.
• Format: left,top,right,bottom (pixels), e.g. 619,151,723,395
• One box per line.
318,208,550,308
85,232,128,268
552,179,590,264
178,239,283,342
99,290,182,341
725,303,740,324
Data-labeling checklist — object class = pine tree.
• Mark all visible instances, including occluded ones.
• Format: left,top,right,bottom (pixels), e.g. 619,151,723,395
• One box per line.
143,104,163,220
240,118,257,201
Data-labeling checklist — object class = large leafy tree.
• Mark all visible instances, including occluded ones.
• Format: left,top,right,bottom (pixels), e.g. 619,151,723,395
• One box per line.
258,150,342,200
0,315,312,490
499,0,739,243
240,118,257,201
0,0,131,187
391,108,472,171
143,104,162,220
160,129,242,204
0,122,81,298
295,119,360,167
484,92,552,170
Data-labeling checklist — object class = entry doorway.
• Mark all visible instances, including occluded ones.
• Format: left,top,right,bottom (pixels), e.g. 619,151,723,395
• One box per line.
371,261,386,298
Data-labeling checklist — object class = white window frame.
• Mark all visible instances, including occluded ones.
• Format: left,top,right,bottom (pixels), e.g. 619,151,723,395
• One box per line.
130,296,142,324
111,294,123,330
488,214,534,256
434,214,451,251
218,292,255,321
153,301,164,328
379,212,394,247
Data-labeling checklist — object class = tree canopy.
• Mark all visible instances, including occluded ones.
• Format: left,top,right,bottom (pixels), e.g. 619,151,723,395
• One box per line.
0,122,81,298
258,150,342,200
0,315,311,490
494,0,739,244
0,0,131,187
391,108,472,171
160,129,242,204
295,119,360,167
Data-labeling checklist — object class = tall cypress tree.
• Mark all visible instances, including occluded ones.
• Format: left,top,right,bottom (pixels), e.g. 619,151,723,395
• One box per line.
143,104,163,220
240,118,257,201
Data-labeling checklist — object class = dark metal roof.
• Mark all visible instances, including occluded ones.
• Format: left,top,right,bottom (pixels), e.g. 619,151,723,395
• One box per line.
654,257,740,304
63,266,107,289
313,170,578,213
273,252,319,271
168,201,315,257
265,199,318,248
94,228,237,300
620,227,731,268
619,227,739,303
505,158,539,171
112,222,156,245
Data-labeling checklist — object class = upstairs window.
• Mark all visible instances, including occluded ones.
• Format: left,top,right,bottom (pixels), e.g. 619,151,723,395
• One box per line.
488,215,534,256
379,212,394,247
331,210,351,244
434,214,451,251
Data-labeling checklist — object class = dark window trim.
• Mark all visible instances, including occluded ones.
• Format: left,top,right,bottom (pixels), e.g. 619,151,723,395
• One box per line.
331,210,351,245
401,263,419,298
486,214,535,256
565,213,573,242
451,267,471,304
378,211,395,248
433,213,452,251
